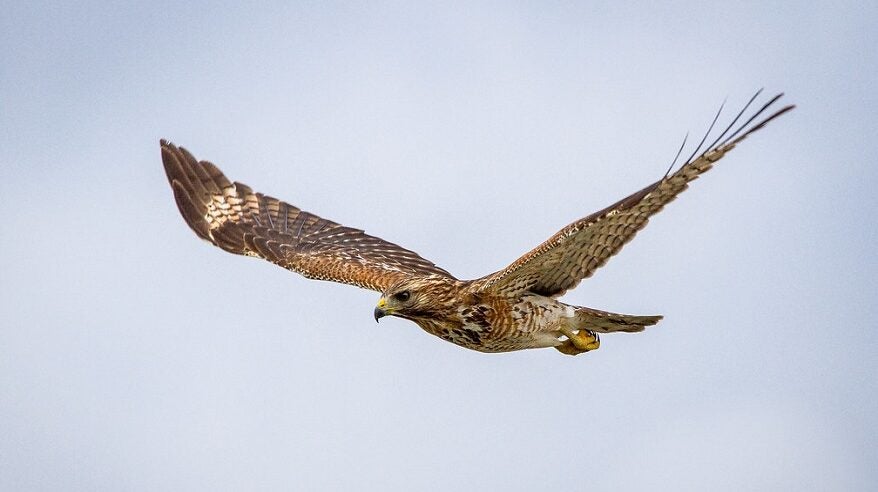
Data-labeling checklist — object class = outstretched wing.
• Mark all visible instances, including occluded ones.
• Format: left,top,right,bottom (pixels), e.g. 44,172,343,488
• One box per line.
472,91,794,298
161,141,455,292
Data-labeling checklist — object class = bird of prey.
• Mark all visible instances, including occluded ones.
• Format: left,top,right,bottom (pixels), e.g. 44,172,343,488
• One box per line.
162,91,793,355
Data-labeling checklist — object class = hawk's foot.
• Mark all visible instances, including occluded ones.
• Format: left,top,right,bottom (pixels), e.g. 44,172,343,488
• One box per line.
555,329,600,356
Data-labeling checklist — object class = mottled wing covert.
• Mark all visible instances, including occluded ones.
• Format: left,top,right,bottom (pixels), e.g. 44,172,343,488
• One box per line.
161,141,455,292
472,91,794,297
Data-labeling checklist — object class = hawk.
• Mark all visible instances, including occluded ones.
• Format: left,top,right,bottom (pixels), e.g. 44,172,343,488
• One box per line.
162,91,793,355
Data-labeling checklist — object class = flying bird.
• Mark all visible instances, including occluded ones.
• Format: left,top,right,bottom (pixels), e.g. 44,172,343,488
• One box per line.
162,91,793,355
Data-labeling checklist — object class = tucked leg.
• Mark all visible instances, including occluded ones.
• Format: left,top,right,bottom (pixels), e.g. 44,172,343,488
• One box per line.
555,326,600,355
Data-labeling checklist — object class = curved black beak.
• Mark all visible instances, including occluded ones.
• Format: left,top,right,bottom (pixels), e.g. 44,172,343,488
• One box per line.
374,306,386,322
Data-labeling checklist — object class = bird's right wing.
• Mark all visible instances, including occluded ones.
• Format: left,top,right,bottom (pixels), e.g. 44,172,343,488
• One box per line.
470,91,794,298
161,141,455,293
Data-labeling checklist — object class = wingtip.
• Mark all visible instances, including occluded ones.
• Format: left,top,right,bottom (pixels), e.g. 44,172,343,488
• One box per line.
160,141,191,189
160,138,175,150
161,139,185,152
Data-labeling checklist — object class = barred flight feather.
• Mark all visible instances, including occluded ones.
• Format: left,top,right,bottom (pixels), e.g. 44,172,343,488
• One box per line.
470,90,794,298
161,140,455,292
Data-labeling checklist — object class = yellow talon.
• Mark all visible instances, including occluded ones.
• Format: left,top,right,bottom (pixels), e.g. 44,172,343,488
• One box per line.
555,328,600,355
572,330,600,351
555,340,581,355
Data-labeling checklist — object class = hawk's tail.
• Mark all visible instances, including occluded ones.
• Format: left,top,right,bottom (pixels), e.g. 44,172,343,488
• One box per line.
573,306,662,333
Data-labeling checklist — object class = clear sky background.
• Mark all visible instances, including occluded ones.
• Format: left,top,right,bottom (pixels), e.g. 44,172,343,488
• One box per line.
1,2,876,490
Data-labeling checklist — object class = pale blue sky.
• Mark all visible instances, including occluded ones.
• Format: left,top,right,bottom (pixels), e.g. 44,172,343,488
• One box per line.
1,1,876,490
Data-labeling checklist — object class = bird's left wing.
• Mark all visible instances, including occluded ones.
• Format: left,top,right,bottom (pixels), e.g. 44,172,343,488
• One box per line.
161,141,455,292
471,91,794,298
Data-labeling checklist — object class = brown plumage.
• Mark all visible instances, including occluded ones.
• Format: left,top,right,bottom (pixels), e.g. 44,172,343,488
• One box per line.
162,91,794,355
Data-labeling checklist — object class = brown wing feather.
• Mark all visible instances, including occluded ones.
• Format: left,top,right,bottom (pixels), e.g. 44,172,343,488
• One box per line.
472,91,795,297
161,141,455,292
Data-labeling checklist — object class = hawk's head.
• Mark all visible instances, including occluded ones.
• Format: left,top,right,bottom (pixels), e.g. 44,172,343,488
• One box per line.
374,277,458,322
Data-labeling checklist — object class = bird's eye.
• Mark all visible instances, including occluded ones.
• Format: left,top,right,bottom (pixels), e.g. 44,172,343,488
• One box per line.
394,290,411,302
